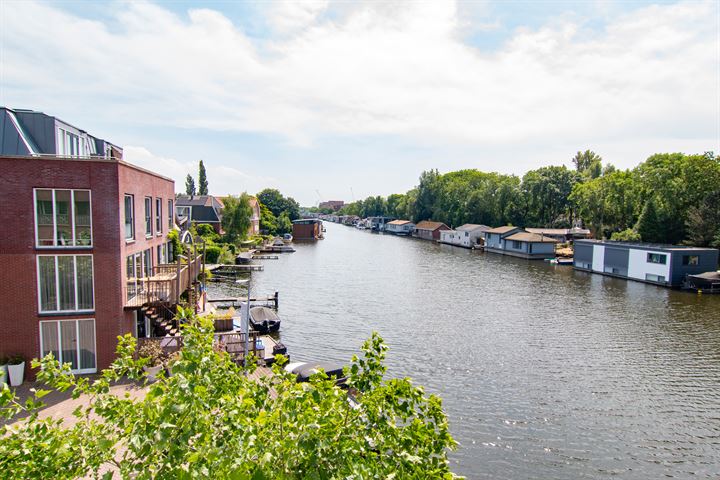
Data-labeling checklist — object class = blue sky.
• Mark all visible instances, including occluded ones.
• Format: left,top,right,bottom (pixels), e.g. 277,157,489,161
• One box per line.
1,0,716,205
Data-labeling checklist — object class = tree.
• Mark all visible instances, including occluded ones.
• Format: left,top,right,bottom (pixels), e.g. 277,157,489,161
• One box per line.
685,190,720,247
221,193,253,244
0,314,459,479
259,202,278,235
572,150,603,178
277,211,293,235
635,197,664,243
198,160,208,195
610,228,641,242
412,169,441,222
185,174,196,196
257,189,301,221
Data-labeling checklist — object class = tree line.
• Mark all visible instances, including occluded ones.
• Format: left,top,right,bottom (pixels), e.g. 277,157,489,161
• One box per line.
338,151,720,247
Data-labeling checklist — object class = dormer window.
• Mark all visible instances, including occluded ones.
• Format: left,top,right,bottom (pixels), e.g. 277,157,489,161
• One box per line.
57,127,87,157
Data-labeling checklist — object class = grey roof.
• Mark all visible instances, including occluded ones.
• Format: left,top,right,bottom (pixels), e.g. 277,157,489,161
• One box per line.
175,195,222,223
485,225,521,234
456,224,491,232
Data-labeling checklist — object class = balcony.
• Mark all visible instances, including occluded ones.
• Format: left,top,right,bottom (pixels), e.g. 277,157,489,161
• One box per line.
125,253,203,308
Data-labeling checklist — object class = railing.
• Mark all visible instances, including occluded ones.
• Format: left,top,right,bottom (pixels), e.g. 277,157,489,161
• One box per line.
137,330,261,364
125,253,203,308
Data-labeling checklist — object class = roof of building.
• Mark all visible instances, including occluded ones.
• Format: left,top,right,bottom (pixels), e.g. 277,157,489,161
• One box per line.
456,224,491,232
388,219,413,226
415,220,449,231
505,232,559,243
574,239,718,252
526,227,591,236
485,225,521,234
175,195,223,223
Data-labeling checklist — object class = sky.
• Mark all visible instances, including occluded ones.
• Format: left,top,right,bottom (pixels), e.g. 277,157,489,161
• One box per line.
0,0,717,206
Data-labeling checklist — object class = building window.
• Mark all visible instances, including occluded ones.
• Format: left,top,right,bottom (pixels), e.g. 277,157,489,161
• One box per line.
40,319,96,373
682,255,699,266
124,195,134,240
145,197,153,237
647,253,667,265
143,248,153,278
35,189,92,247
512,240,522,249
57,128,86,157
37,255,94,313
646,273,666,283
168,199,174,229
155,198,162,234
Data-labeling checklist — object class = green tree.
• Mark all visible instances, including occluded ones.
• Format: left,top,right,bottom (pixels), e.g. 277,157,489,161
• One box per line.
221,193,253,244
257,189,301,220
520,166,581,227
635,197,664,243
185,174,196,196
412,169,441,222
610,228,641,242
0,315,459,479
572,150,603,178
198,160,208,195
277,211,293,235
684,190,720,247
259,202,278,235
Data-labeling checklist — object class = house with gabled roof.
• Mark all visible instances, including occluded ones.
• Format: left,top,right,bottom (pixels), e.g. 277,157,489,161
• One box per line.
439,224,490,248
413,220,450,241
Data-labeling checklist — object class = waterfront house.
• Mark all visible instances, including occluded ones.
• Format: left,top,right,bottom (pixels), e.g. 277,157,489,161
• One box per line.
0,107,202,378
573,240,719,287
484,226,523,251
247,196,261,236
319,200,344,212
386,219,415,235
367,216,395,232
501,232,558,259
439,224,490,248
413,221,450,241
525,227,591,242
175,194,224,233
292,218,322,240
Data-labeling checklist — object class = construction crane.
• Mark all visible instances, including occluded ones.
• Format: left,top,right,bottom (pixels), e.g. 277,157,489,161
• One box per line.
315,189,323,208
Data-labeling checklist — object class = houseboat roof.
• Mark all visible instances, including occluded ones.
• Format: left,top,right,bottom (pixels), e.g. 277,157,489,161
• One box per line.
388,219,413,225
293,218,322,224
485,225,520,234
505,232,559,243
575,239,717,252
526,227,591,236
415,220,448,231
456,224,491,232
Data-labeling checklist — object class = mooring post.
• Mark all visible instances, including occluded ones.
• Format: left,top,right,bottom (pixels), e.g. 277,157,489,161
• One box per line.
274,291,279,309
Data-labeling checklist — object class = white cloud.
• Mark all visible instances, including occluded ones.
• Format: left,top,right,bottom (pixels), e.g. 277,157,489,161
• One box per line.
1,0,717,183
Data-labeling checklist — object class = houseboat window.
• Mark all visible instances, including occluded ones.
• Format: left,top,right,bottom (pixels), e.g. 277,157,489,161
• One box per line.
145,197,153,237
512,240,522,249
124,195,134,240
155,198,162,234
35,189,93,248
168,200,174,229
645,273,666,283
682,255,699,266
37,254,94,313
646,253,666,264
40,319,96,374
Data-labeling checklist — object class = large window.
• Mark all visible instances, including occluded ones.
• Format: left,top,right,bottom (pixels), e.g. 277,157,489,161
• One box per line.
124,195,134,240
40,319,96,373
57,128,85,157
168,199,174,229
145,197,153,237
647,253,667,265
126,250,154,301
37,255,94,313
155,198,163,234
35,189,92,247
682,255,699,266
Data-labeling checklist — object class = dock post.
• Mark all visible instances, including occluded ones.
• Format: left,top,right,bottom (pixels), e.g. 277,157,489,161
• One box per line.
274,291,279,309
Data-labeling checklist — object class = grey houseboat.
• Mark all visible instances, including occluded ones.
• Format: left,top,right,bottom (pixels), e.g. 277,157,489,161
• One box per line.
573,240,719,287
484,226,558,259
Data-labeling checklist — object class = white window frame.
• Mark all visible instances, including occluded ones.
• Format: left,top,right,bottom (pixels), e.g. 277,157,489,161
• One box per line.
39,319,97,374
34,188,93,249
145,197,153,237
155,198,163,235
36,254,95,314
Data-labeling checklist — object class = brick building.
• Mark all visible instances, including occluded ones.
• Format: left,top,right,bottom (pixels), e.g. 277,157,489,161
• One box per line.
0,107,200,378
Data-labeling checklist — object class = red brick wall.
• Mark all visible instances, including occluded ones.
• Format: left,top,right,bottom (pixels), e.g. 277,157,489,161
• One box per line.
0,156,174,380
292,223,319,240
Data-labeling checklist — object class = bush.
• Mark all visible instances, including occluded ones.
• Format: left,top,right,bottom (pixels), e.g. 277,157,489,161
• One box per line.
610,228,642,242
205,245,222,263
218,246,236,265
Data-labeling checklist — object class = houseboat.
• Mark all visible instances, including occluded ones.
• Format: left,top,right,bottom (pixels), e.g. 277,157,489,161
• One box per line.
484,226,558,259
573,240,719,288
385,219,416,236
413,221,450,241
439,224,490,248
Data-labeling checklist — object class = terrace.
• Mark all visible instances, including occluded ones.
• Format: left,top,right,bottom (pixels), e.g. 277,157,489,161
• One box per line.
125,253,204,308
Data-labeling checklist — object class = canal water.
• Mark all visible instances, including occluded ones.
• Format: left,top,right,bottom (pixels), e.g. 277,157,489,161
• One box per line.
209,221,720,479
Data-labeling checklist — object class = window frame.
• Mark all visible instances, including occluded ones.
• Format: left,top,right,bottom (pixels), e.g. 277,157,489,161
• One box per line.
155,198,163,235
682,255,699,266
39,318,97,374
144,197,153,237
168,199,174,229
646,253,667,265
34,188,93,249
124,194,135,241
36,254,95,314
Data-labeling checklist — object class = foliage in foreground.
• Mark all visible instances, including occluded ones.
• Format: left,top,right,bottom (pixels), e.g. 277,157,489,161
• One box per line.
0,317,459,479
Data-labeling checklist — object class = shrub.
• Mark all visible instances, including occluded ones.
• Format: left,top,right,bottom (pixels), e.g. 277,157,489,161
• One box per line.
205,245,222,263
610,228,642,242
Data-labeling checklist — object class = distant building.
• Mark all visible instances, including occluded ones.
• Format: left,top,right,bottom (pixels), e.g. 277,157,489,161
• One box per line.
175,195,224,233
247,196,261,236
439,224,490,248
0,107,201,378
292,218,323,240
484,226,523,251
319,200,345,212
386,220,415,235
367,216,395,232
484,226,558,259
413,221,450,241
574,240,719,287
525,227,591,242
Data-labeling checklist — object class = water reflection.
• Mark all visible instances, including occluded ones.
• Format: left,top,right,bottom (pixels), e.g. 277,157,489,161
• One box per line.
208,222,720,479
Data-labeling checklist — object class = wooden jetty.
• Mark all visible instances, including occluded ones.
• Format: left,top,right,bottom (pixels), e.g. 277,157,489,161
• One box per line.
209,263,263,273
208,291,280,309
253,255,279,260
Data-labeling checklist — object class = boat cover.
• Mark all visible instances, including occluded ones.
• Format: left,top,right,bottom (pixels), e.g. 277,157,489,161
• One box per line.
250,306,280,322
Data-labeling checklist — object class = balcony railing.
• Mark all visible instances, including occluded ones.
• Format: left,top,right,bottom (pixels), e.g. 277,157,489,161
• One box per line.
136,330,261,364
125,253,203,308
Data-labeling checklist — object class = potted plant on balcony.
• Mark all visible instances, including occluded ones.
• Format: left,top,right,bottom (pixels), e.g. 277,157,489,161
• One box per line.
7,354,25,387
0,355,8,387
138,342,165,381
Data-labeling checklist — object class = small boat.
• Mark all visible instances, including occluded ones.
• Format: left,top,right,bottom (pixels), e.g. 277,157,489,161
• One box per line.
282,233,293,244
284,361,347,384
249,306,281,333
272,237,285,246
235,252,253,264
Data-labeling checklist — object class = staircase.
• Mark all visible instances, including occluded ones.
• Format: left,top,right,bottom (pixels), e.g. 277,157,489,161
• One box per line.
141,303,178,337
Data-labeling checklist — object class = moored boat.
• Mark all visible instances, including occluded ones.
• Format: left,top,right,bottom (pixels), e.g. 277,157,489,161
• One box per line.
249,306,281,333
